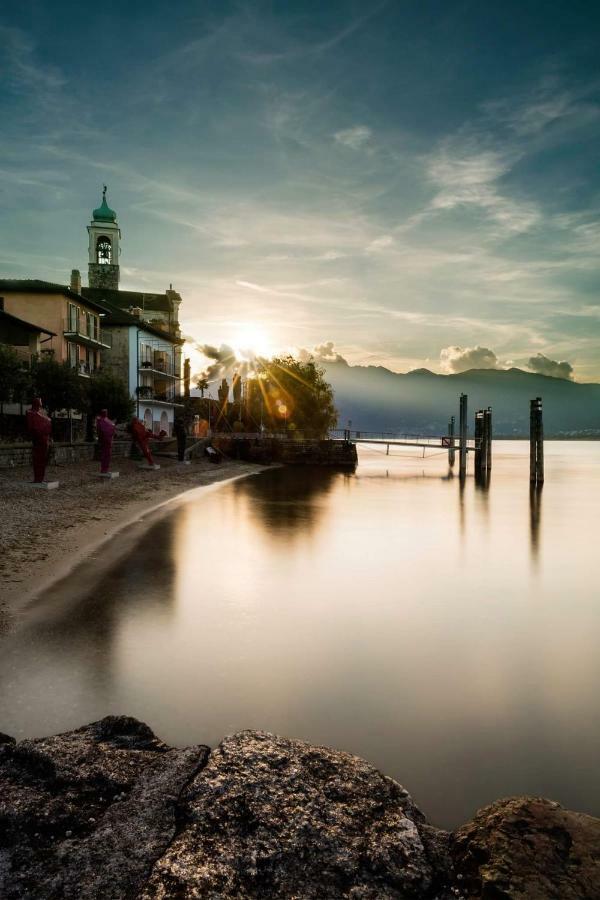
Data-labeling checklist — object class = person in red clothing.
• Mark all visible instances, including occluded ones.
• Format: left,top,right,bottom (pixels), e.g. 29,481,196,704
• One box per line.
130,417,155,466
25,398,52,483
95,409,116,474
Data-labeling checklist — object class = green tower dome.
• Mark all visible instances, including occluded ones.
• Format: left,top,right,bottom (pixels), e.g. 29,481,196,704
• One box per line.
92,185,117,223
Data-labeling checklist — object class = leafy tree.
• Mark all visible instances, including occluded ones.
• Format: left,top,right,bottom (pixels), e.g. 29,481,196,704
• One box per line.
86,370,134,423
246,355,337,438
0,345,32,411
195,375,209,397
31,357,85,416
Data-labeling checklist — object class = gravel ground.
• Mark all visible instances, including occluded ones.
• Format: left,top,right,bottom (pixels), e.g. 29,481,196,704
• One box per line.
0,455,266,616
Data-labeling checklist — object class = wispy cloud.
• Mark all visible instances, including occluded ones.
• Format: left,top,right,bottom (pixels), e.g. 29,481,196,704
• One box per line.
0,25,66,94
424,143,540,234
334,126,372,149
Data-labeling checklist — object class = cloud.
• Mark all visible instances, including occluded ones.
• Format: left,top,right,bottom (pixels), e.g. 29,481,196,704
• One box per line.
366,234,394,253
484,79,600,137
440,345,499,373
299,341,348,365
334,126,372,149
527,353,574,380
190,342,238,383
425,144,540,234
0,25,66,94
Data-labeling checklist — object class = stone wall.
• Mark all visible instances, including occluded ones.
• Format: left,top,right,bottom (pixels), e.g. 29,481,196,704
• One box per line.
0,440,133,469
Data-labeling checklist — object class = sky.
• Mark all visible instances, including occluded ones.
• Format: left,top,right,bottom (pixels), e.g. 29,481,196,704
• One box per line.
1,0,599,381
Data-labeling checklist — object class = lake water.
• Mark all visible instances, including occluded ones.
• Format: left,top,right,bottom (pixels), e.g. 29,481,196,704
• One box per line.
1,441,598,830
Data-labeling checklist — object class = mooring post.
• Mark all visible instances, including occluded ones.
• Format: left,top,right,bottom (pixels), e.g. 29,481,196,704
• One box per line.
448,416,456,467
485,407,492,472
482,411,486,471
536,397,544,484
474,410,483,476
530,397,544,484
459,393,468,478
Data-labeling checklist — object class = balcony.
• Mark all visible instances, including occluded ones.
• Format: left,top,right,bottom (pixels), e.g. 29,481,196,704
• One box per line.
138,360,176,378
73,361,97,378
136,385,183,406
63,319,111,349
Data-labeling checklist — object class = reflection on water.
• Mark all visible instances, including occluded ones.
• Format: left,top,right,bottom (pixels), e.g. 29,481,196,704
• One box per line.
529,485,543,563
0,442,599,830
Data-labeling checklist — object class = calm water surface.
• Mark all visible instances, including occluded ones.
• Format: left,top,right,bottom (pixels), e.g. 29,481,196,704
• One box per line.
1,442,598,829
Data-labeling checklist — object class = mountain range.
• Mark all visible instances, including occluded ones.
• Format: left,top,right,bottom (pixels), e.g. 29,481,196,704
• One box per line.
321,363,600,437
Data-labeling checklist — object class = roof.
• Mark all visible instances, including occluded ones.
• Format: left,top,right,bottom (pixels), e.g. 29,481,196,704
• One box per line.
89,297,183,344
0,279,108,313
83,287,171,313
92,187,117,223
0,308,56,336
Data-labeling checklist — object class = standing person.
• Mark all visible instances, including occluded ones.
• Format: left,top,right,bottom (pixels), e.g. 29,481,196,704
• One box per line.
130,417,155,467
174,416,187,462
95,409,116,474
25,398,52,484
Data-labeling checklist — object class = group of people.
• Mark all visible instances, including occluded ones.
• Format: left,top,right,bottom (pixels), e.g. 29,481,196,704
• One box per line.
24,399,183,483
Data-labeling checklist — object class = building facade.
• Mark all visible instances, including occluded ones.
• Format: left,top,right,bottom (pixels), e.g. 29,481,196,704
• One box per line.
81,187,185,434
0,280,110,378
93,301,183,435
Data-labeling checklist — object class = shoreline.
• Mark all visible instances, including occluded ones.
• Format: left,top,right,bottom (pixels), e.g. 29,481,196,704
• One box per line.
0,456,268,625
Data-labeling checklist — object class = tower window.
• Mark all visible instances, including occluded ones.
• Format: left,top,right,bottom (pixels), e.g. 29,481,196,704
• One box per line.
96,235,112,265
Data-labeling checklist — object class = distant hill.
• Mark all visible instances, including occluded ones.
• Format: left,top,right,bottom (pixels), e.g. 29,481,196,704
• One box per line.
321,363,600,437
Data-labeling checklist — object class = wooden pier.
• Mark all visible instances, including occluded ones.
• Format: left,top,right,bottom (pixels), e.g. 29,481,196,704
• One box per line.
212,394,545,481
335,394,545,482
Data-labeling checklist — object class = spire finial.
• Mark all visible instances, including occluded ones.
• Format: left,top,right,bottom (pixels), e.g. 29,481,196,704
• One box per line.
103,184,107,200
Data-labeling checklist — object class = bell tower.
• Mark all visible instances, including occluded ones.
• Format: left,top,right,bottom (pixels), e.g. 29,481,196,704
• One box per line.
88,186,120,290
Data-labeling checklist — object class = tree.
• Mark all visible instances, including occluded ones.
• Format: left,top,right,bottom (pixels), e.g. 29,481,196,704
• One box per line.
0,345,32,412
246,355,337,438
31,357,85,416
195,375,209,397
86,370,134,423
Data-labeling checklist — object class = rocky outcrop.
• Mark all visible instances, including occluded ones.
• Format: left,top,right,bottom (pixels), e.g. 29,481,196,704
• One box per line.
452,796,600,899
0,717,598,899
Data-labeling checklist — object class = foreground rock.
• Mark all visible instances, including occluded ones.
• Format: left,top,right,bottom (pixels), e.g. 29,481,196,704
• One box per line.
0,718,598,899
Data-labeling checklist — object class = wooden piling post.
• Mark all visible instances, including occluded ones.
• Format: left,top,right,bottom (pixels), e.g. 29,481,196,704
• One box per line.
530,397,544,484
448,416,456,467
474,410,483,476
485,407,492,471
459,393,468,478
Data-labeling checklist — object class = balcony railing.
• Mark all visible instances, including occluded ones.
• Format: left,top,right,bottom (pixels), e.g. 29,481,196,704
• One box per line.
70,361,97,378
63,319,112,349
138,360,176,377
136,385,179,403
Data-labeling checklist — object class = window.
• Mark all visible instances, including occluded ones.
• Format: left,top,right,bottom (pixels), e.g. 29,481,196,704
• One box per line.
140,343,153,367
68,303,79,332
96,235,112,265
67,342,78,368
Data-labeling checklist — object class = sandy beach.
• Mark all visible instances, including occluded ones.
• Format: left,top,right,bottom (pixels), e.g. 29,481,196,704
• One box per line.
0,455,267,622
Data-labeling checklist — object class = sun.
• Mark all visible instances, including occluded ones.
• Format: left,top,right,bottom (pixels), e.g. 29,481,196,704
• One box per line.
231,323,273,360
